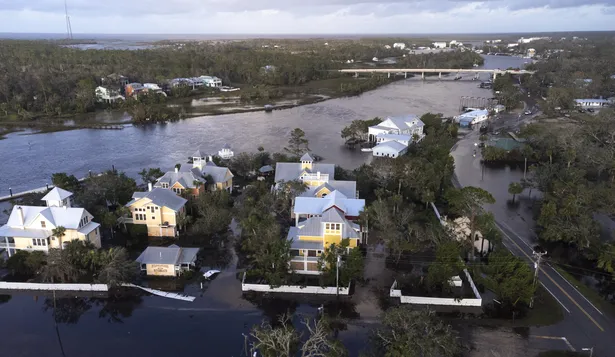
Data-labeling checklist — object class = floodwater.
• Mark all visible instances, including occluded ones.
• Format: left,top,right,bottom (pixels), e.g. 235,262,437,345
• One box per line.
0,55,526,194
0,55,528,357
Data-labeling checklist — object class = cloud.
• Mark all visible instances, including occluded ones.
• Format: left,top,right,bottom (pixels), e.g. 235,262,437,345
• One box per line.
2,0,615,18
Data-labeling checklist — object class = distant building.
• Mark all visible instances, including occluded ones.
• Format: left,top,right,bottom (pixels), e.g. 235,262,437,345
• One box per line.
384,45,391,49
125,83,145,97
372,57,379,62
367,115,425,142
218,143,234,159
0,188,101,256
95,86,125,103
526,48,536,58
574,99,612,108
153,166,205,198
455,109,489,125
196,76,222,88
433,42,447,49
136,245,200,277
393,42,406,50
372,141,409,158
507,43,519,48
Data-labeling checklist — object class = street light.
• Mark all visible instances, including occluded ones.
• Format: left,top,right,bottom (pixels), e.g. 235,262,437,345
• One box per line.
581,347,593,357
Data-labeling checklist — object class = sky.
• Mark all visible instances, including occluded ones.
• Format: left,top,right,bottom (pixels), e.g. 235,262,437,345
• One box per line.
0,0,614,34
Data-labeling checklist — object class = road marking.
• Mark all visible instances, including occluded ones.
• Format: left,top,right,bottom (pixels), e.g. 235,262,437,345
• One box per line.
540,282,570,313
495,223,605,332
549,263,604,316
531,336,576,352
498,220,606,317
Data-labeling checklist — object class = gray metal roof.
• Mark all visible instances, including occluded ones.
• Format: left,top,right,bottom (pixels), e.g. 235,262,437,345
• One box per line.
201,165,233,184
136,246,181,265
154,170,204,189
127,188,187,211
301,180,357,199
291,209,360,240
4,205,87,230
274,162,335,183
373,141,408,154
178,247,200,264
259,165,274,173
300,152,314,162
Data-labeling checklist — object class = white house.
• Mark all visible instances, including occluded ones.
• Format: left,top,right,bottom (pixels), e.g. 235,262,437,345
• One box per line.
368,115,425,142
95,86,124,103
433,42,447,49
218,143,234,159
574,99,612,108
0,188,101,256
198,76,222,88
293,190,365,226
372,141,408,158
375,133,412,146
393,42,406,50
507,43,519,48
455,109,489,125
384,45,391,49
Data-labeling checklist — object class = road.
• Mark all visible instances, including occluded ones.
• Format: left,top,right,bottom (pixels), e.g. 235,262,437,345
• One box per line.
451,127,615,356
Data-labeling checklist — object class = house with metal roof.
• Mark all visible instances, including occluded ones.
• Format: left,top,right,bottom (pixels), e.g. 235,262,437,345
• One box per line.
275,152,335,187
0,188,101,256
574,98,613,108
287,207,362,274
293,190,365,226
218,143,234,159
455,109,489,125
154,166,205,197
367,115,425,142
135,244,200,277
184,151,234,192
125,184,188,237
372,140,409,158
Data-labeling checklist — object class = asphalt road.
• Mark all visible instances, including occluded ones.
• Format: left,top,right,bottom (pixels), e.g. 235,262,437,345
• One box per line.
451,127,615,356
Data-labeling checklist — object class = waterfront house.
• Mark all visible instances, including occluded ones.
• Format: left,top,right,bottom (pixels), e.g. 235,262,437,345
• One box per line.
393,42,406,50
275,153,358,197
153,166,205,197
95,86,125,103
433,42,447,49
125,83,145,98
293,190,364,226
135,244,200,277
218,144,234,159
0,188,101,256
367,115,425,142
455,109,489,125
372,141,409,158
125,184,188,237
196,76,222,88
287,207,361,274
186,151,234,192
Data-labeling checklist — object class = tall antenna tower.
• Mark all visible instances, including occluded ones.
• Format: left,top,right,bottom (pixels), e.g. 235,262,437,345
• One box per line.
64,0,73,40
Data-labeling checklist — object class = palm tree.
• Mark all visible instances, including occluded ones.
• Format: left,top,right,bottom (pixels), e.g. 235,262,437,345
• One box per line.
96,248,138,288
52,226,67,249
41,248,79,283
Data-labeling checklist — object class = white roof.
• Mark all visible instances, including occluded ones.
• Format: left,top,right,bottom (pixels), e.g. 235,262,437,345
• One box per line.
301,180,357,198
41,187,73,202
4,205,86,230
136,245,200,265
373,141,408,154
459,109,489,118
294,190,365,216
575,98,611,103
376,133,412,142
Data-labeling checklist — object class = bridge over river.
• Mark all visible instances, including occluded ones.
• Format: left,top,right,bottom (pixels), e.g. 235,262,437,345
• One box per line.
339,68,535,80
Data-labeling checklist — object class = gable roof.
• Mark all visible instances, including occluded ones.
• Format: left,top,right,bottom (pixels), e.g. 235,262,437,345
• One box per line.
154,170,204,189
192,149,205,158
42,187,73,202
292,209,360,239
274,162,336,183
126,188,187,211
373,141,408,154
300,152,314,162
294,190,365,217
302,180,357,199
3,205,87,230
136,245,200,265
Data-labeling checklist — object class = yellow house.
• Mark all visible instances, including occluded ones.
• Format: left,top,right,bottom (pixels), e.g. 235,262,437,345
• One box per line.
0,187,101,256
125,184,188,237
287,207,361,274
135,245,200,277
154,166,205,197
189,152,234,192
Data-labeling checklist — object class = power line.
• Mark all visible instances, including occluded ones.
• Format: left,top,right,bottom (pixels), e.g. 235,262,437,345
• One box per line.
64,0,73,40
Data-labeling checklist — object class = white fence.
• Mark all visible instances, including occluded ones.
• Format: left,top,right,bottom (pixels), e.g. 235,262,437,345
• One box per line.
0,282,108,292
242,272,350,295
390,269,482,307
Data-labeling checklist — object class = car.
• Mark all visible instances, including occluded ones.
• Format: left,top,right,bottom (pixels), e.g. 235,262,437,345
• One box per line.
587,108,595,113
203,270,220,279
524,110,532,115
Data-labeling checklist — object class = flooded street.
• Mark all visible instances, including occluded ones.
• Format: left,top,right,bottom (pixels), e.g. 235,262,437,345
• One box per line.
0,55,532,356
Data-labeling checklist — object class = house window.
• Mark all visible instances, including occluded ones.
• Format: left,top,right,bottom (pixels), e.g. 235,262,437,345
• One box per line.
135,213,146,221
32,238,47,246
161,183,169,188
325,223,341,234
173,188,182,194
155,207,159,210
151,216,155,220
40,221,46,228
150,207,155,213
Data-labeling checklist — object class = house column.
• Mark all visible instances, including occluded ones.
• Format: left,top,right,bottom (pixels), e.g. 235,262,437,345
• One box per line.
422,72,425,80
5,237,11,257
493,72,498,81
439,72,442,79
387,72,391,79
404,72,407,79
304,254,308,272
295,214,299,226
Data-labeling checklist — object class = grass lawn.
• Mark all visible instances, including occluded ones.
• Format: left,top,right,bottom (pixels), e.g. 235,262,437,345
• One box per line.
553,266,615,318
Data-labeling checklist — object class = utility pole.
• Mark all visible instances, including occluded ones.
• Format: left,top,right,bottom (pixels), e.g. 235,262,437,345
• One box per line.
336,255,341,298
530,249,547,308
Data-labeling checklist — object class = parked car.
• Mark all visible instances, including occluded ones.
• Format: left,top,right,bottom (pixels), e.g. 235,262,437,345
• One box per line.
524,110,532,115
